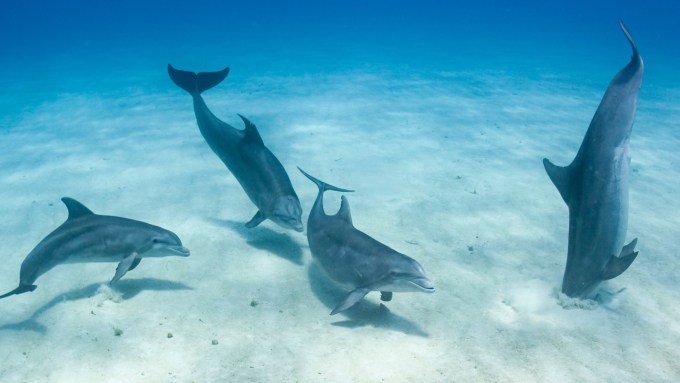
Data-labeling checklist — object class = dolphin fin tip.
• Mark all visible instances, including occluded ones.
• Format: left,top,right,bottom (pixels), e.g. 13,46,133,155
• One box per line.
0,284,37,299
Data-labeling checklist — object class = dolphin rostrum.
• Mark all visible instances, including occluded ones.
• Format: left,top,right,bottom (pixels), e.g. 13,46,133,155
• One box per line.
167,64,303,232
0,197,190,299
543,21,643,299
298,168,434,315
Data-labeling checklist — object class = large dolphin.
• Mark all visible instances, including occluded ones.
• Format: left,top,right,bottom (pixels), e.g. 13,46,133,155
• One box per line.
298,168,434,315
543,21,643,299
167,64,303,232
0,197,190,299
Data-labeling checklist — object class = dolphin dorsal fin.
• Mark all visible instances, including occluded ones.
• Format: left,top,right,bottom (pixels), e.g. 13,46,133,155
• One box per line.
61,197,95,220
337,195,353,225
237,114,264,146
543,158,573,205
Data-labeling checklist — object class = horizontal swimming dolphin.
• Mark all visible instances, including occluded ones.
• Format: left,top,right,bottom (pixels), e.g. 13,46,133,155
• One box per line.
168,64,303,232
0,197,190,299
299,168,434,315
543,21,643,299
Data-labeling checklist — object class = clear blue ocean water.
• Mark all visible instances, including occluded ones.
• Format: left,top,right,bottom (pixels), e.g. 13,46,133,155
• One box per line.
2,0,679,96
1,1,679,382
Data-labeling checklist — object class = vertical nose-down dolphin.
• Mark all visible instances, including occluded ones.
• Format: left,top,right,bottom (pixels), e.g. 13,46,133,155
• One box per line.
543,21,643,299
298,168,434,315
0,198,190,299
167,65,303,232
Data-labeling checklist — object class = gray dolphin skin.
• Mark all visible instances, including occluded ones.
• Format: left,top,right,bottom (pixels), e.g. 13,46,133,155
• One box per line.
167,64,303,232
543,21,643,299
298,167,434,315
0,197,190,299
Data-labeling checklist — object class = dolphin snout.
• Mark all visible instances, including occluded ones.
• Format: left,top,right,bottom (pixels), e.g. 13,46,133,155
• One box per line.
170,245,191,257
414,277,435,292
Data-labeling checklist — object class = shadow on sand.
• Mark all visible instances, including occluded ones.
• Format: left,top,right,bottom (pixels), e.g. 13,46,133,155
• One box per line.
0,278,191,334
208,218,304,265
307,264,429,337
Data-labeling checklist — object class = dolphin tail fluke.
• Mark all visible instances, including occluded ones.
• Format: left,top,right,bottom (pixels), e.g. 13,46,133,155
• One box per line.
0,284,37,299
601,238,639,280
167,64,230,96
297,167,354,194
619,20,640,61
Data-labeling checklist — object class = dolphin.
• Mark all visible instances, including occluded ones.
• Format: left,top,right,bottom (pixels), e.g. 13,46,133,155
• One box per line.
543,21,643,299
298,168,434,315
0,197,190,299
167,64,303,232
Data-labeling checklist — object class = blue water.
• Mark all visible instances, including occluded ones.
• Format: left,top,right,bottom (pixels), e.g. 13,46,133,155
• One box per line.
2,1,680,382
2,1,679,96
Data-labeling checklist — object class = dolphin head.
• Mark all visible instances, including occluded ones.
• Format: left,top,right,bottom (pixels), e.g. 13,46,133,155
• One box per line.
270,195,303,232
143,229,190,258
376,255,435,293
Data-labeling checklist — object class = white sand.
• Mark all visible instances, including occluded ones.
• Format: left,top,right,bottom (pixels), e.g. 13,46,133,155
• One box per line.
0,68,679,382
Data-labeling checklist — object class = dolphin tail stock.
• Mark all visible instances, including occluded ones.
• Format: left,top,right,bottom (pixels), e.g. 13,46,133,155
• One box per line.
0,284,37,300
167,64,230,96
297,167,354,195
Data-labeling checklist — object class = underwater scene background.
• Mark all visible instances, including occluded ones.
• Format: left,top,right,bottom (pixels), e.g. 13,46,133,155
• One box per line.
1,0,679,382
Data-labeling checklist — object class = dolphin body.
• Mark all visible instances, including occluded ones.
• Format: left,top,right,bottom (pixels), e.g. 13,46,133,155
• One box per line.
299,168,434,315
0,198,190,299
543,21,643,299
167,64,303,232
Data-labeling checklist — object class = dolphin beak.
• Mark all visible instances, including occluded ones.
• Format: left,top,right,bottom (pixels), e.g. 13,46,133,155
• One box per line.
413,277,435,293
169,245,191,257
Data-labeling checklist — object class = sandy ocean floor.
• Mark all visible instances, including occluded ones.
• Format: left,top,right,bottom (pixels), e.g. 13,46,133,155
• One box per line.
0,66,679,382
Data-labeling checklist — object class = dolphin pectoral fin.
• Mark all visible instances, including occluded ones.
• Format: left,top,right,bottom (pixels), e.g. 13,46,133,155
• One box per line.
380,291,393,302
245,211,266,228
621,238,638,256
0,284,37,299
543,158,573,204
331,288,370,315
111,253,139,284
128,258,142,271
601,238,639,280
